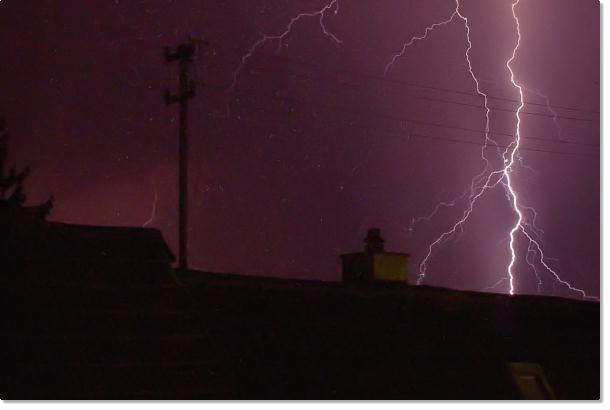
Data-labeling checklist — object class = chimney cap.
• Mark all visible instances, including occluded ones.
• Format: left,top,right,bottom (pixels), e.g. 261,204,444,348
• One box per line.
364,228,385,252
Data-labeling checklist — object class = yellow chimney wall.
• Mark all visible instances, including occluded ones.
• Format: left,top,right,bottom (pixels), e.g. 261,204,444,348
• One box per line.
373,253,409,283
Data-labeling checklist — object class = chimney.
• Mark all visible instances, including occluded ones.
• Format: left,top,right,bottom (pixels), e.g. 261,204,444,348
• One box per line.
364,228,385,253
341,228,410,284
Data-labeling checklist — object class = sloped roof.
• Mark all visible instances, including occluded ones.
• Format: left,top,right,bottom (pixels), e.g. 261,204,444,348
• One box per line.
6,221,175,263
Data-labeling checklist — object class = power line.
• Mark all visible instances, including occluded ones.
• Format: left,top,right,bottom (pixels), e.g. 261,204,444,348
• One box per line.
241,63,599,123
207,62,599,124
228,86,600,149
224,50,600,116
268,52,600,114
210,99,599,159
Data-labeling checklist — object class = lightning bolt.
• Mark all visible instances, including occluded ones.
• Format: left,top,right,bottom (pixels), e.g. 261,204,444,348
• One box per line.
515,87,563,176
503,2,525,295
387,0,500,287
503,0,593,299
227,0,341,101
388,0,596,300
142,179,158,228
227,0,596,300
407,189,469,236
524,87,563,140
384,10,460,77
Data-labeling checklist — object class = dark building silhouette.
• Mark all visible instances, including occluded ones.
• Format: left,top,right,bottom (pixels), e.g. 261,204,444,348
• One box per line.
7,222,174,286
1,184,173,287
3,269,599,399
4,218,174,286
1,218,599,399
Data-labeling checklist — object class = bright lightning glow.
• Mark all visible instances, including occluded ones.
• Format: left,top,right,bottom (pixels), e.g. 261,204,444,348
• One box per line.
388,0,596,299
503,0,591,298
227,0,341,99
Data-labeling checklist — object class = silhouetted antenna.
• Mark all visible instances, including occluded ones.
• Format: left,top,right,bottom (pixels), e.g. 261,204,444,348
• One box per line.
165,37,207,272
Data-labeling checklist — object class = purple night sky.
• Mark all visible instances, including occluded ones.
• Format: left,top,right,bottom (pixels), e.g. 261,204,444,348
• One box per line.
0,0,599,299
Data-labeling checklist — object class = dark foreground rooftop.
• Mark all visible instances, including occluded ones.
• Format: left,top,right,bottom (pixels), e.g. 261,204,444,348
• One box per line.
2,270,600,400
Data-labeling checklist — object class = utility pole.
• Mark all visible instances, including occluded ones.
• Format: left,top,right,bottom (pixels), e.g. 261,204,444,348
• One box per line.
164,38,199,272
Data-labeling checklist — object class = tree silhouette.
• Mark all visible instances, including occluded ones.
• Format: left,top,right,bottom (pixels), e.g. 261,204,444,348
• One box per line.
0,118,53,217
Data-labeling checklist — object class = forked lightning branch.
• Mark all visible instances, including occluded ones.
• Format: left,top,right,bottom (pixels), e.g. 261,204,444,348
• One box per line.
228,0,595,300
